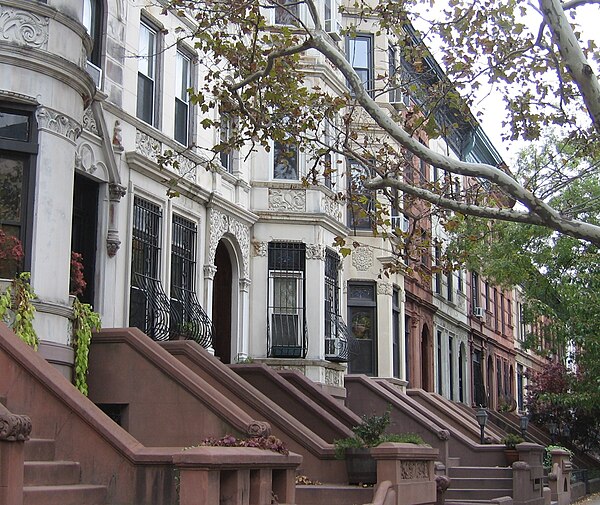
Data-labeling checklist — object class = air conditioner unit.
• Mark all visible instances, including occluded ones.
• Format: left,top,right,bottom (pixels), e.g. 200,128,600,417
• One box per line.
389,88,410,109
473,306,485,318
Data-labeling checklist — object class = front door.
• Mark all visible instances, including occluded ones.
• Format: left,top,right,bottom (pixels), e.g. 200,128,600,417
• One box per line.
212,242,232,363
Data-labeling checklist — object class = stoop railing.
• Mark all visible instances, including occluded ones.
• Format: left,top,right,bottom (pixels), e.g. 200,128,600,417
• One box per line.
173,446,301,505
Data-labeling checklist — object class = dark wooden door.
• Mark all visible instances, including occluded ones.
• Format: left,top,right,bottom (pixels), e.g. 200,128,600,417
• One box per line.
213,242,232,363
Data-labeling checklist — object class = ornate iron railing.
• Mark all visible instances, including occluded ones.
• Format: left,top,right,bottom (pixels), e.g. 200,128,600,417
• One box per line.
325,315,354,363
170,286,214,349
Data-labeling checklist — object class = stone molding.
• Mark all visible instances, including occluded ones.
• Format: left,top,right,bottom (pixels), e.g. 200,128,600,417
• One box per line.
204,264,217,280
268,188,306,212
252,240,267,257
377,281,393,296
322,195,343,222
208,209,250,278
36,106,81,143
82,106,99,135
0,5,49,49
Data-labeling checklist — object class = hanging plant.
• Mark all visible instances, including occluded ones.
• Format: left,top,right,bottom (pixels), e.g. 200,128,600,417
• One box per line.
0,272,38,350
70,251,87,296
72,298,101,395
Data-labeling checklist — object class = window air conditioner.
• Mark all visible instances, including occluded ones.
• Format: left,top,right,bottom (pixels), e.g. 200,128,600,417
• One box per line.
473,306,485,318
86,61,102,88
325,337,342,358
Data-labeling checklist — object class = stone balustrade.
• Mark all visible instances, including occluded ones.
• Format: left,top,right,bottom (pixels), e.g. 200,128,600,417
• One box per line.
172,446,302,505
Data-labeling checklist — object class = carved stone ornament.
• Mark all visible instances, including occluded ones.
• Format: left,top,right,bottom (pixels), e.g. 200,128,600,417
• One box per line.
306,244,325,261
106,234,121,257
82,107,99,135
324,368,343,387
268,188,306,212
0,6,49,49
209,210,250,277
436,429,450,441
400,461,430,480
204,264,217,280
252,240,267,257
112,120,123,149
239,278,251,292
36,107,82,143
322,195,342,222
108,183,126,202
352,246,373,272
377,282,393,296
246,421,271,438
135,129,161,162
436,475,451,492
0,411,32,441
75,142,105,176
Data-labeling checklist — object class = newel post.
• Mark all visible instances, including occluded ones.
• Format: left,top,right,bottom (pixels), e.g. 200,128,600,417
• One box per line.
0,406,32,505
371,443,440,505
548,448,572,505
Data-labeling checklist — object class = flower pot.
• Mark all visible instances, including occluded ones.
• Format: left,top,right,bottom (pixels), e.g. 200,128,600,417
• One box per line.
505,449,519,466
345,448,377,485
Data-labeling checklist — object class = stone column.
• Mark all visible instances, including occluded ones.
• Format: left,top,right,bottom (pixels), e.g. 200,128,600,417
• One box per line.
237,278,251,360
203,265,217,354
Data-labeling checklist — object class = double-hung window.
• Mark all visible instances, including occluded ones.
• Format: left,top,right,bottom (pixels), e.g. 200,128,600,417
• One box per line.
268,242,306,358
174,50,192,145
0,104,36,278
346,35,373,96
348,282,376,375
137,20,158,126
219,113,235,173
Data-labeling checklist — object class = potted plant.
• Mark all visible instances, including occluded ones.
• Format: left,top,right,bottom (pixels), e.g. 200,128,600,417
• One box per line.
501,433,524,465
334,407,425,485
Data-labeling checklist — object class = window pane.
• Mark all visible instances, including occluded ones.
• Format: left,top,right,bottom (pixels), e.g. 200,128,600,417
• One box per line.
0,111,29,141
138,23,155,77
174,99,188,145
348,38,369,68
273,142,298,180
0,155,24,222
176,51,190,101
274,0,299,25
273,276,297,314
137,73,154,125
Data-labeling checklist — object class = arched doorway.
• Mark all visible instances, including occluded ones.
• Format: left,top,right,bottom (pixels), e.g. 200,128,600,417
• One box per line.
421,324,431,391
213,242,233,363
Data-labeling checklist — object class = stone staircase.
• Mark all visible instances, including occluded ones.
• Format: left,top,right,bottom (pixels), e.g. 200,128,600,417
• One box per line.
23,438,107,505
445,466,512,502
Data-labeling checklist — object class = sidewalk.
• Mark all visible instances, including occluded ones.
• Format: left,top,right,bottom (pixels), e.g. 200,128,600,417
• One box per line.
575,493,600,505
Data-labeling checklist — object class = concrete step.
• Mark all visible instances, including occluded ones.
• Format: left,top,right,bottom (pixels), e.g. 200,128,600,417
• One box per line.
445,488,512,501
296,484,373,505
448,466,512,479
23,484,106,505
24,439,55,462
24,460,81,486
449,477,512,490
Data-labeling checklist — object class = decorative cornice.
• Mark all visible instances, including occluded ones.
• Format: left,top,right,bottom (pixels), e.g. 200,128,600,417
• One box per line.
0,410,32,441
0,5,49,49
36,106,81,143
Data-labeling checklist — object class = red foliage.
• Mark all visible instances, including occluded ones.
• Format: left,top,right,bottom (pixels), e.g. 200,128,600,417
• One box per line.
70,252,87,296
200,435,289,455
0,229,24,278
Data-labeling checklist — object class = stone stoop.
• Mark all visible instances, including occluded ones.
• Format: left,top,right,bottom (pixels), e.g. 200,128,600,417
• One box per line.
22,438,107,505
445,466,513,502
296,484,373,505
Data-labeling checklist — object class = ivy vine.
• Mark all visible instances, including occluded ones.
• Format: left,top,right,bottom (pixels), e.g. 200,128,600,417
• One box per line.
0,272,38,350
72,298,101,396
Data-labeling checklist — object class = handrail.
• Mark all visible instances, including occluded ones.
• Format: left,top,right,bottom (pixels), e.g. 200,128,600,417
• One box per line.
365,480,396,505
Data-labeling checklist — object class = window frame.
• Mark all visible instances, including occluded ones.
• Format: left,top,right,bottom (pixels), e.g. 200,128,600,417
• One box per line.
137,18,160,127
0,102,38,276
174,48,193,146
347,158,375,230
346,34,374,97
347,281,377,375
273,140,299,181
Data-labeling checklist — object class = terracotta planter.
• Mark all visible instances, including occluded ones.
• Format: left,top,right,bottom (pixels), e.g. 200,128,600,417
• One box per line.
505,449,519,466
345,448,377,485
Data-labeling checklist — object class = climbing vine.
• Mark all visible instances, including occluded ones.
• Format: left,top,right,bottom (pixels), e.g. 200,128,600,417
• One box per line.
72,298,101,396
0,272,38,350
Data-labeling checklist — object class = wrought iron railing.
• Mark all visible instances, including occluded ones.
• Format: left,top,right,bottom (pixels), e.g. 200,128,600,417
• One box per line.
170,286,214,349
130,273,213,349
325,315,351,363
